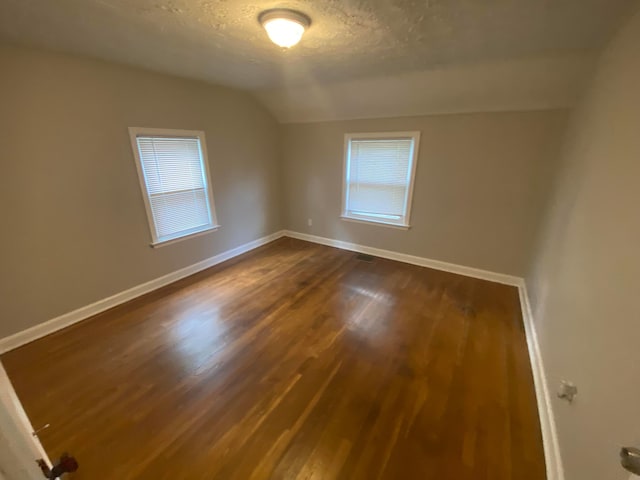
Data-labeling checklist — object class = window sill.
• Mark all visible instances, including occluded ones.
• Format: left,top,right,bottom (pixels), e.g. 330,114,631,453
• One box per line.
150,225,220,248
340,216,410,230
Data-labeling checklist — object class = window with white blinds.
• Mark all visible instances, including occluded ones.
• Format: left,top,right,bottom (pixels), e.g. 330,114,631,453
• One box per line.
342,132,420,228
129,128,218,246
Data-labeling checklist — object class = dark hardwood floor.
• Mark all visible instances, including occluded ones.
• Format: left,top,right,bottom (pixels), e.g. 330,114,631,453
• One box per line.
1,238,545,479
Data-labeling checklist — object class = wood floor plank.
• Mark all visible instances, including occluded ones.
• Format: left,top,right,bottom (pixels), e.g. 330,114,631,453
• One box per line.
1,238,545,479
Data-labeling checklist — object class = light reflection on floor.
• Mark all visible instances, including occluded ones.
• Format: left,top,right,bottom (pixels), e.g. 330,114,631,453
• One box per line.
343,284,396,341
169,305,226,375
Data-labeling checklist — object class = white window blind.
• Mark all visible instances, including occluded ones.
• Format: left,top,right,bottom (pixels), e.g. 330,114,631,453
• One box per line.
130,129,218,245
343,132,419,227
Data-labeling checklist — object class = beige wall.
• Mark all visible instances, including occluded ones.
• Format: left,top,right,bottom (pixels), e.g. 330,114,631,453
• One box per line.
4,17,638,478
527,8,640,480
257,54,595,123
0,44,283,339
282,111,568,276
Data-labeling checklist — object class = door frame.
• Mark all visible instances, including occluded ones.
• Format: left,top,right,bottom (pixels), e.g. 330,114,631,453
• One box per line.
0,361,51,479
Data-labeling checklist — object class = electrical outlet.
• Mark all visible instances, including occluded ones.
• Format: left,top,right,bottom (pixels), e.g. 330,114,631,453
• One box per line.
307,218,312,227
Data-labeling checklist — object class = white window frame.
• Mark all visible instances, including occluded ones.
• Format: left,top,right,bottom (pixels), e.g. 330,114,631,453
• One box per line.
341,131,420,229
128,127,219,247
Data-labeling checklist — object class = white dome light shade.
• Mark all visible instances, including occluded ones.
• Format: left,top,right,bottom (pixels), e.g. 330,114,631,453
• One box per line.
263,18,304,48
259,9,311,48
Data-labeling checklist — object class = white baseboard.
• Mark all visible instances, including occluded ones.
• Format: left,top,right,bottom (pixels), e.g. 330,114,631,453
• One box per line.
0,230,286,354
518,282,564,480
283,230,522,286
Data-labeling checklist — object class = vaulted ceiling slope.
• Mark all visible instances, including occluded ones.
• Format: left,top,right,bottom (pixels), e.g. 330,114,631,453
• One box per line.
0,0,636,121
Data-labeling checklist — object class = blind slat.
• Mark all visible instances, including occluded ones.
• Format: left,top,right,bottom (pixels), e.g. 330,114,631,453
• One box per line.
345,137,414,224
136,135,213,242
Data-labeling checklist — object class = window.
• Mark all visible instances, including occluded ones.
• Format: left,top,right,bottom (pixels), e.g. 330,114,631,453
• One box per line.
341,131,420,228
129,128,219,246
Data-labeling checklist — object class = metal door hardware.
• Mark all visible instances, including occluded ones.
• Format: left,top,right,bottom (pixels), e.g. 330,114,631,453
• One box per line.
37,453,78,479
557,381,578,403
32,423,50,436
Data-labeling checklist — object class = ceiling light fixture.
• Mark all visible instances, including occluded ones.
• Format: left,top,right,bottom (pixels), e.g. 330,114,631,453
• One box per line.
259,9,311,48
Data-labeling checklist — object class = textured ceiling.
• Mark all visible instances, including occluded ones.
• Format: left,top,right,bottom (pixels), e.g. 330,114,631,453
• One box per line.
0,0,635,90
257,53,598,123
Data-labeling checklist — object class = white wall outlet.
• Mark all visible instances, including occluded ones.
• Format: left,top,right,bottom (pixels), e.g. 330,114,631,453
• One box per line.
307,218,312,227
557,380,578,403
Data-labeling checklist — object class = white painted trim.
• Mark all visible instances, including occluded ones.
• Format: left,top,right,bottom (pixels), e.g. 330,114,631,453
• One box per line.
341,131,420,229
0,230,286,354
150,225,220,248
283,230,521,286
517,282,564,480
339,216,410,230
0,362,51,467
128,127,219,246
283,229,563,479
